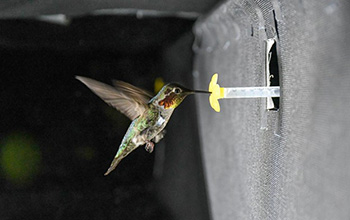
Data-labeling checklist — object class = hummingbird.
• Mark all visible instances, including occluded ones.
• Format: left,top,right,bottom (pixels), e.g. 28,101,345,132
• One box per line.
76,76,210,175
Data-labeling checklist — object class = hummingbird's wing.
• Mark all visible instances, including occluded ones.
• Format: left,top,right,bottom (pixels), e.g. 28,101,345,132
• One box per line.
76,76,151,120
112,80,153,104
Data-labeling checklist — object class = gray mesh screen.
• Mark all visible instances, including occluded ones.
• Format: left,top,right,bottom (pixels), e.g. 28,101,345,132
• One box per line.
193,0,350,219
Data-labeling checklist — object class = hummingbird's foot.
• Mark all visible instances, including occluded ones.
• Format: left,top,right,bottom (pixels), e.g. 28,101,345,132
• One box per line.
145,141,154,153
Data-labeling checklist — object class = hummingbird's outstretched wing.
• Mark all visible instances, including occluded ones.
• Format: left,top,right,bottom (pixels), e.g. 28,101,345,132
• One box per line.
112,80,152,104
76,76,152,120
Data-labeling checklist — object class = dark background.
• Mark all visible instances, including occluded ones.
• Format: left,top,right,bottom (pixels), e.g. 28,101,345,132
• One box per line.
0,14,209,220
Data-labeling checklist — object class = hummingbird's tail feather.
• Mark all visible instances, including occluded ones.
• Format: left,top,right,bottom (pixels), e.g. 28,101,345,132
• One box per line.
104,156,123,176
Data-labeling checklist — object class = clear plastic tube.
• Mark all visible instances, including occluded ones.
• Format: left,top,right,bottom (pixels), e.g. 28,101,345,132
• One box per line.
223,86,280,98
208,73,281,112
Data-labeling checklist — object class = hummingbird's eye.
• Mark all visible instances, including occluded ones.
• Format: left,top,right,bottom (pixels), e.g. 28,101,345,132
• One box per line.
174,88,181,94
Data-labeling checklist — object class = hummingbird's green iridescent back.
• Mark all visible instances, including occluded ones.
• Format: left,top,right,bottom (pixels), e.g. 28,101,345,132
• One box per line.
104,103,170,175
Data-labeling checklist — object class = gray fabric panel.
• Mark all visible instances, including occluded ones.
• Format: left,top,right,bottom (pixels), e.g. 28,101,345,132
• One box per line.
193,0,350,219
0,0,218,18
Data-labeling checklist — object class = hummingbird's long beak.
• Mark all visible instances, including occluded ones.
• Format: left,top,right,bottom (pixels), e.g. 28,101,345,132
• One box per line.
192,90,211,94
185,88,211,94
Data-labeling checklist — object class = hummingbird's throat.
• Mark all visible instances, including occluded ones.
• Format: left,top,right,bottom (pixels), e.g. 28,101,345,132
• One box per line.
158,92,177,109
